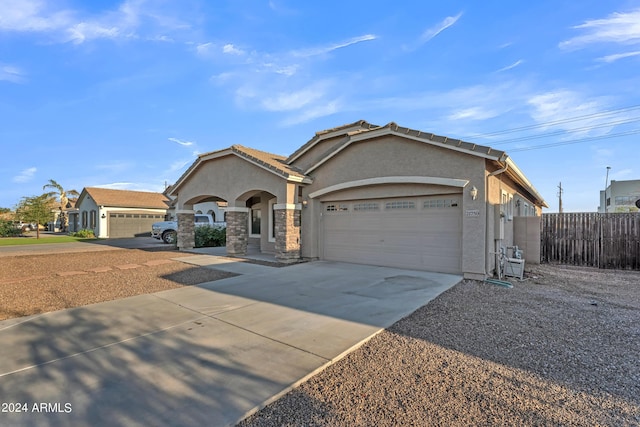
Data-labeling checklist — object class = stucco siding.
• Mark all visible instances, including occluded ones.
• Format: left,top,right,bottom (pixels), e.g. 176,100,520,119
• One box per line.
176,155,287,207
300,135,489,278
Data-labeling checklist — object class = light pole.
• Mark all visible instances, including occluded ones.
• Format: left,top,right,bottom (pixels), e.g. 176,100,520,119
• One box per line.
604,166,611,213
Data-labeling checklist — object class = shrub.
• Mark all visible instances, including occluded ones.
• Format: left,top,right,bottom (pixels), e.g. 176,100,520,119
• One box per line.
72,229,96,238
195,226,226,248
0,220,21,237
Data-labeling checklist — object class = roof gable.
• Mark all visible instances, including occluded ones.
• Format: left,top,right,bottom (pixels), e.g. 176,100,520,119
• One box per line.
79,187,170,209
286,120,379,164
304,122,506,175
169,145,311,196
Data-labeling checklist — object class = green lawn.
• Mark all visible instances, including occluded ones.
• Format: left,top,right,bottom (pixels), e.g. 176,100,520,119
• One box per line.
0,235,99,246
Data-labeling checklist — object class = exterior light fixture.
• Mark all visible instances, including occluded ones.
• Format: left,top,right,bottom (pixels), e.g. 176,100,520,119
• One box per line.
301,199,309,208
469,186,478,201
101,213,106,219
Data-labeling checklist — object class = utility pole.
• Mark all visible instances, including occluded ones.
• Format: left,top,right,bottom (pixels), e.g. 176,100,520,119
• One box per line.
557,182,563,213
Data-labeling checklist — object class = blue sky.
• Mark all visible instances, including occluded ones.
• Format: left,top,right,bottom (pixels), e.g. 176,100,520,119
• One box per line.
1,0,639,212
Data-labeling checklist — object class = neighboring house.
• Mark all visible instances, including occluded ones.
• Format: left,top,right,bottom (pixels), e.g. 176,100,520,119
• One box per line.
167,120,548,279
164,199,227,222
70,187,170,238
598,179,640,213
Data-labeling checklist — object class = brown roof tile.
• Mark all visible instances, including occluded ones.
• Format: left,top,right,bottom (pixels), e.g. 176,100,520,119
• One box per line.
231,145,307,179
83,187,170,209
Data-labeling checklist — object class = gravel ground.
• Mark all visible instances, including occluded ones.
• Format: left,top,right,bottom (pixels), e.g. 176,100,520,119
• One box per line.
0,248,235,320
239,264,640,427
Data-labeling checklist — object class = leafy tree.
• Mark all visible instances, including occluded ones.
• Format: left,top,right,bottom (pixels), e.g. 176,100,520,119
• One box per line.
43,179,79,232
15,195,56,239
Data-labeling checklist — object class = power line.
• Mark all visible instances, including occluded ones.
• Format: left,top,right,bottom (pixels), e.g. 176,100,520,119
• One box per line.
489,116,640,145
508,128,640,152
466,104,640,139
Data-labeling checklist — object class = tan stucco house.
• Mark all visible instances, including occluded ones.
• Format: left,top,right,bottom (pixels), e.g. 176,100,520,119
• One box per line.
70,187,170,238
168,120,547,279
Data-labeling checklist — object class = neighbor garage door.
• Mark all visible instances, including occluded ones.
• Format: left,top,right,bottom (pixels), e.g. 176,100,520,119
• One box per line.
322,196,462,274
108,212,166,238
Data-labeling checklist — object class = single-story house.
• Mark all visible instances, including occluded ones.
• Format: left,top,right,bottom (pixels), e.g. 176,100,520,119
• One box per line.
70,187,170,238
167,120,548,279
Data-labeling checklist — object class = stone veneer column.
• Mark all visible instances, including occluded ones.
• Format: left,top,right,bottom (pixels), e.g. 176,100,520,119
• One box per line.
177,211,195,250
274,204,301,263
225,209,248,255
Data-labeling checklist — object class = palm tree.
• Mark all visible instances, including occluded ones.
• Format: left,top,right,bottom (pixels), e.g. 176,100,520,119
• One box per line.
43,179,79,232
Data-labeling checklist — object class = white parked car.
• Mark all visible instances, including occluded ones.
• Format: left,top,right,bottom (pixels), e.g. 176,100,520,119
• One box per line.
151,214,226,244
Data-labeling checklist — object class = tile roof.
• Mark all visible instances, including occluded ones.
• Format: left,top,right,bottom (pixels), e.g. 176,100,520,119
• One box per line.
286,120,378,164
83,187,170,209
230,145,307,179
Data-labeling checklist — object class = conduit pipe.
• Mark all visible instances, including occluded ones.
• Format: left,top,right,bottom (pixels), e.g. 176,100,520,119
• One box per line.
484,162,509,278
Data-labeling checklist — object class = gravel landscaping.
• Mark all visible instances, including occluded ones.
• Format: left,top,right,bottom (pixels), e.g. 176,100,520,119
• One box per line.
0,248,235,321
239,264,640,426
2,247,638,426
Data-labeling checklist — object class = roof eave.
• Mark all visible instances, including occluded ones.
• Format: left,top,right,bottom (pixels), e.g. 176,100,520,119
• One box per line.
503,157,549,208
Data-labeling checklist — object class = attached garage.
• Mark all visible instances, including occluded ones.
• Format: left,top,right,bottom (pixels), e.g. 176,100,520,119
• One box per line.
108,212,166,238
322,195,462,274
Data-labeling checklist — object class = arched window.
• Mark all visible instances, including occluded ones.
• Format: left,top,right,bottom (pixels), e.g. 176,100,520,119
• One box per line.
207,210,215,221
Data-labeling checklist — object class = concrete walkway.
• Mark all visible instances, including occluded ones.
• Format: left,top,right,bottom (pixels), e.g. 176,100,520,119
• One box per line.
0,256,461,427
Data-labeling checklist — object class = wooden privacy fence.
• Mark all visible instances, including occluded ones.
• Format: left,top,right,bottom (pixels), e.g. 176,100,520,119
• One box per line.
541,212,640,269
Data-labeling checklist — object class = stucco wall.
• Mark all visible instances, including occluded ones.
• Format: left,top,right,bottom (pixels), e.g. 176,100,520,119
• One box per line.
175,154,288,208
298,135,489,277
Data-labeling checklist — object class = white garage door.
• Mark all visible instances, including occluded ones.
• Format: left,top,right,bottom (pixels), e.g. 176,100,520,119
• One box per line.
322,196,462,274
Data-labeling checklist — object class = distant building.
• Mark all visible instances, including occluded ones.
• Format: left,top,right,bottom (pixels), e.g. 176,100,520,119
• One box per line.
598,179,640,213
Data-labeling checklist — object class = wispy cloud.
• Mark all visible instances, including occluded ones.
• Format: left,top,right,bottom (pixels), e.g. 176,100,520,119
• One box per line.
168,137,193,147
527,90,617,137
291,34,377,58
448,107,500,121
597,50,640,63
222,44,245,55
559,9,640,50
198,33,379,126
280,99,342,126
13,167,37,183
261,82,330,112
0,64,26,83
496,59,523,73
0,0,72,32
0,0,192,44
419,12,463,44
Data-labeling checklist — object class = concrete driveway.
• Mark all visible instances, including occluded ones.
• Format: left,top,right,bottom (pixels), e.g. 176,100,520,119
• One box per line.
0,255,461,427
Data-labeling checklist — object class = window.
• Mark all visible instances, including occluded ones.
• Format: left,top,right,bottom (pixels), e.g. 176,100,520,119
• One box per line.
207,210,216,221
501,191,513,220
424,199,458,209
523,203,529,216
385,201,415,210
81,211,88,228
326,204,348,212
615,196,634,205
251,208,261,235
269,199,276,242
353,202,379,211
90,210,97,228
606,198,611,206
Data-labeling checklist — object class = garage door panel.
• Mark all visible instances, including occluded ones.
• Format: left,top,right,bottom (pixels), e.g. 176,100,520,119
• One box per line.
323,196,462,274
109,213,165,238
